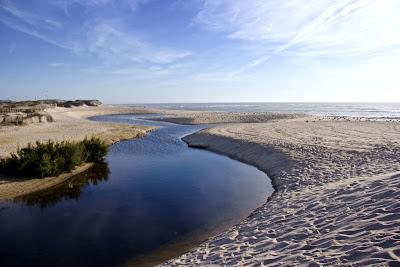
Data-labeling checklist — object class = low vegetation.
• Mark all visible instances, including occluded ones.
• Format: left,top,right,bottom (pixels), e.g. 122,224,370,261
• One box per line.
1,99,101,126
0,137,108,178
0,99,101,111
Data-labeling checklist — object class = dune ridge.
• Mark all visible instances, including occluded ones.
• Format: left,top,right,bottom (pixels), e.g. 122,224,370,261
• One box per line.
161,117,400,266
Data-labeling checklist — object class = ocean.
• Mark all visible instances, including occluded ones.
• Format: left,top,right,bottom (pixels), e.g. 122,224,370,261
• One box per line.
128,102,400,118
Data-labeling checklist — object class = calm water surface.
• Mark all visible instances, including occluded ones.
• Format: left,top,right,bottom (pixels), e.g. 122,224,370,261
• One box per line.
0,114,273,267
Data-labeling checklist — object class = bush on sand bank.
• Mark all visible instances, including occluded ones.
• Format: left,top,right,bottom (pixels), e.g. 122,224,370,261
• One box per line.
0,137,108,178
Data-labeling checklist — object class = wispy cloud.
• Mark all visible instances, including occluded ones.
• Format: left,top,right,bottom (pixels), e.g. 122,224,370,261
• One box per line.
0,0,190,67
85,24,191,65
195,0,400,72
50,0,150,12
50,62,69,67
2,0,400,84
0,14,71,49
1,2,62,30
0,0,70,48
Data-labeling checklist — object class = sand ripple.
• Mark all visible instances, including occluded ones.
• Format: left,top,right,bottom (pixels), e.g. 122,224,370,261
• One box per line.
162,118,400,266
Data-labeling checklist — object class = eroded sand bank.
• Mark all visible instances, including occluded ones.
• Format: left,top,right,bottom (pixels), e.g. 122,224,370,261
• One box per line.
161,116,400,266
0,105,154,200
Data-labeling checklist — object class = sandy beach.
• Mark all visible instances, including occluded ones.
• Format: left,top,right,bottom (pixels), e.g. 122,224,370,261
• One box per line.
0,105,154,200
1,106,399,266
159,115,400,266
149,111,303,125
2,0,400,265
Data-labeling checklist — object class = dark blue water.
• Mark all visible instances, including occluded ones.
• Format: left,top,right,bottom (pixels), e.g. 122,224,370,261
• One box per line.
127,102,400,118
0,115,272,267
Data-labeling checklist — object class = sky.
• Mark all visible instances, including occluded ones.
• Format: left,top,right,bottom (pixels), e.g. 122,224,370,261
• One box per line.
0,0,400,103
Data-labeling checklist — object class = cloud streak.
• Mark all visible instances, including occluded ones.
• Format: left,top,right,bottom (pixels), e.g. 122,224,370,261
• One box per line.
2,0,400,84
0,0,191,66
195,0,400,72
2,3,61,30
85,24,191,65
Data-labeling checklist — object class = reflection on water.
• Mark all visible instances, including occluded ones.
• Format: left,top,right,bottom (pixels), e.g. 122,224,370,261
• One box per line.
15,163,110,208
0,115,273,267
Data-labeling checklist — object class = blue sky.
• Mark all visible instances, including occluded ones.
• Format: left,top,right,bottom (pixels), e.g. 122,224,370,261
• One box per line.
1,0,399,103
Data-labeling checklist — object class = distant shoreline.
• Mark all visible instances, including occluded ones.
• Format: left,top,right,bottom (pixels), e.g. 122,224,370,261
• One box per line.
124,102,400,119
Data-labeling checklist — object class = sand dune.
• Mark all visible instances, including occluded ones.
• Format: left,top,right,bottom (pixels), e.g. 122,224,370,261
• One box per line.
161,117,400,266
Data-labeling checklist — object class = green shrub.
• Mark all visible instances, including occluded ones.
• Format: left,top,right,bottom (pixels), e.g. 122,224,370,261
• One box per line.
83,137,108,162
0,137,108,178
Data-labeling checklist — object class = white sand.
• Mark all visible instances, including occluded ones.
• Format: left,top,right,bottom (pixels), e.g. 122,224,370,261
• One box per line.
149,111,302,125
160,116,400,266
1,106,400,265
